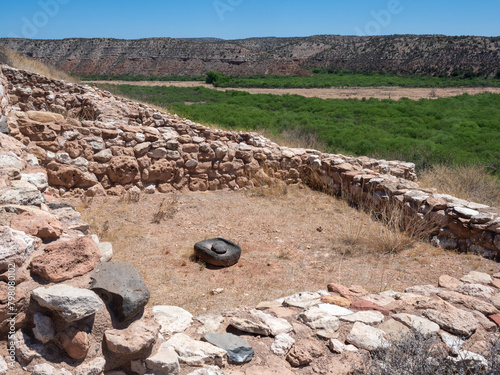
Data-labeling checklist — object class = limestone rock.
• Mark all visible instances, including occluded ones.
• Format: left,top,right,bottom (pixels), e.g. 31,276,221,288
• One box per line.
251,310,293,336
378,318,411,341
230,310,292,337
271,333,295,356
404,285,442,296
32,363,72,375
75,357,106,375
392,313,440,338
164,333,227,367
105,317,160,355
491,294,500,309
30,235,100,282
286,338,323,367
0,356,6,375
33,312,55,344
299,306,340,331
346,322,390,351
194,314,224,335
0,226,36,272
90,261,150,322
187,367,224,375
439,331,464,355
437,290,498,315
447,350,488,369
15,330,44,365
202,332,254,364
460,271,493,285
456,283,495,299
362,293,396,307
10,212,63,240
32,284,103,322
423,308,478,337
339,310,385,325
97,242,113,262
21,171,48,191
0,186,44,206
153,305,193,336
145,345,180,375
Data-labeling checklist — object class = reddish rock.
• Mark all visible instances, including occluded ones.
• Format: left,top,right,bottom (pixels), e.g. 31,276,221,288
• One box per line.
108,156,139,184
46,161,84,188
489,314,500,327
286,339,323,367
350,299,390,316
10,212,63,240
327,283,354,300
30,236,101,282
438,275,463,290
491,278,500,289
59,327,89,359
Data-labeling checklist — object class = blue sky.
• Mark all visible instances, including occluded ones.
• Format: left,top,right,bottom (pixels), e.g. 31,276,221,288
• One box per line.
2,0,499,40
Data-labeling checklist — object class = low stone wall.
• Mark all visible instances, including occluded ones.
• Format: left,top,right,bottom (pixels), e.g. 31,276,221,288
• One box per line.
1,65,499,258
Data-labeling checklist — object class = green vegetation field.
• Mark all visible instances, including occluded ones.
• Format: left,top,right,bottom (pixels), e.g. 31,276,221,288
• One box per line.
97,83,500,172
206,70,500,88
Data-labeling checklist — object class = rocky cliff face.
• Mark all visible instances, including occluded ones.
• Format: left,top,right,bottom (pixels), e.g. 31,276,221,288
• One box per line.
2,35,500,77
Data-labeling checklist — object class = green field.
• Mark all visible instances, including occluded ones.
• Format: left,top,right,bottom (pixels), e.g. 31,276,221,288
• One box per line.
96,83,500,172
207,70,500,89
83,70,500,88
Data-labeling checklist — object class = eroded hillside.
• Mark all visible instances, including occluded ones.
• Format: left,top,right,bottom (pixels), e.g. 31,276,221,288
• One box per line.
2,35,500,77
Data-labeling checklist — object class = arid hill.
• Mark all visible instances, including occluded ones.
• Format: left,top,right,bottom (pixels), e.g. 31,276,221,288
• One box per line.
2,34,500,77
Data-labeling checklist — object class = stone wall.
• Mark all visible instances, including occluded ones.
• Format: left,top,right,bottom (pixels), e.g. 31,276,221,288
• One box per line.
1,65,499,258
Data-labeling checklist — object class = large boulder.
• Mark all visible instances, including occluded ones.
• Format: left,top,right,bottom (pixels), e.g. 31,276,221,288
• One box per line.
90,261,150,322
30,236,101,282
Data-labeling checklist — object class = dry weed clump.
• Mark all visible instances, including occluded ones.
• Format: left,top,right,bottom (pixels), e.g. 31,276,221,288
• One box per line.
3,47,79,83
151,195,179,223
355,332,500,375
420,164,500,207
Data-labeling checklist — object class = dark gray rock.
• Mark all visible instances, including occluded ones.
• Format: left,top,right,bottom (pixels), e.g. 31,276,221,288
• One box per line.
202,332,253,364
90,261,150,322
194,238,241,267
0,116,8,135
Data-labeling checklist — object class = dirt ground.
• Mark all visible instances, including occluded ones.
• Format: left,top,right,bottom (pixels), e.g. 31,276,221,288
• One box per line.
90,80,500,100
64,186,500,316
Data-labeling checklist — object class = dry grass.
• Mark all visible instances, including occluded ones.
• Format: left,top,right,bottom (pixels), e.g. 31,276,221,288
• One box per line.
255,127,327,151
2,47,79,83
63,186,499,315
419,164,500,207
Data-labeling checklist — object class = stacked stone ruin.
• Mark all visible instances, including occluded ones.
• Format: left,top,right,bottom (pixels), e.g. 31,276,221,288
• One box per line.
0,65,499,374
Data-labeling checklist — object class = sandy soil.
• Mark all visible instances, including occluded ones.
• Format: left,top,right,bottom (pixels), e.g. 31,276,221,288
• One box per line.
90,80,500,100
65,186,500,316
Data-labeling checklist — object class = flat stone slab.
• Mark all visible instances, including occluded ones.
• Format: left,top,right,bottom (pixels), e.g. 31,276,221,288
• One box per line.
423,308,478,337
392,313,440,338
153,306,193,336
32,284,103,322
202,333,254,364
164,333,227,367
347,322,390,351
90,261,150,322
299,307,340,331
339,310,385,325
460,271,493,285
